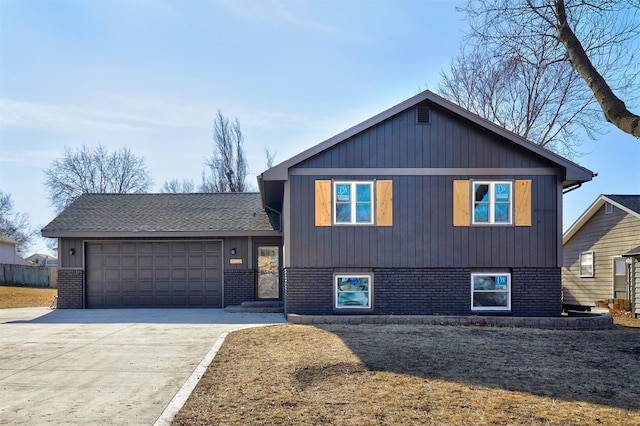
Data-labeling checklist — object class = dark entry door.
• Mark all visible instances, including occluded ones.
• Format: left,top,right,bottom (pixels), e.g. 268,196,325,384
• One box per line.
256,246,280,299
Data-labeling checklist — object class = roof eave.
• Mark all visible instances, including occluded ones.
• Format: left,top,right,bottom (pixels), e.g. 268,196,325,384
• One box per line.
41,230,282,239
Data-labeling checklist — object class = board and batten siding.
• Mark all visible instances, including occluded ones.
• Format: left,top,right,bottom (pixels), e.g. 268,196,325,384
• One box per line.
562,205,640,307
288,174,558,269
296,103,557,170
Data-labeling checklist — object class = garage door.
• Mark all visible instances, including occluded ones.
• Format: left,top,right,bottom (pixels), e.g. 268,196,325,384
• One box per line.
86,241,222,308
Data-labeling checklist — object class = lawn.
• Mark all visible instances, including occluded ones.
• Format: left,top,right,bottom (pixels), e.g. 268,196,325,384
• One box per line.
0,285,57,308
174,318,640,425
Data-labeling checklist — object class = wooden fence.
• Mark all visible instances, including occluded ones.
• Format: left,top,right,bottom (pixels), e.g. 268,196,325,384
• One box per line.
0,264,57,288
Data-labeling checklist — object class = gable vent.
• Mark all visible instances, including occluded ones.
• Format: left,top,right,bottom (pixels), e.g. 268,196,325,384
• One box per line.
417,105,430,124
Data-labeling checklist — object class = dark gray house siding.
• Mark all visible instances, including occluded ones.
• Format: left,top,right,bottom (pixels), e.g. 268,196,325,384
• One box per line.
288,174,559,268
261,90,594,317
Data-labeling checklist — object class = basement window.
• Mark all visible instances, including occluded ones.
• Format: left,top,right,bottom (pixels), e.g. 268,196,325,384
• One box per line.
335,274,372,309
471,273,511,311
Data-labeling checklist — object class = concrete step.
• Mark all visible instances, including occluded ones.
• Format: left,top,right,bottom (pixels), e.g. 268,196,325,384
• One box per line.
224,305,284,314
240,301,283,308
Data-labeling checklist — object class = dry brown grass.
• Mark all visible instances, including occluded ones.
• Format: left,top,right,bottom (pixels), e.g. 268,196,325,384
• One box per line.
175,318,640,426
0,285,57,308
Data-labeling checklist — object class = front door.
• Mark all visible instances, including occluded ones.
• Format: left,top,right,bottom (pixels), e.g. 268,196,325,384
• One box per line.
256,246,280,299
613,257,629,300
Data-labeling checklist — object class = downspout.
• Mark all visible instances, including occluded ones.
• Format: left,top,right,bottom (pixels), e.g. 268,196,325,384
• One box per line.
632,257,637,318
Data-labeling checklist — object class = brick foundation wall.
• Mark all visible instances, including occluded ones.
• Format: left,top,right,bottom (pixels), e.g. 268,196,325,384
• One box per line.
511,268,562,317
285,267,562,317
224,269,255,306
57,269,84,309
285,268,334,315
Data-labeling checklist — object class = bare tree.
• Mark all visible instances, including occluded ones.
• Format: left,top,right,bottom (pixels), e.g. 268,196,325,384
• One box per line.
265,148,277,169
439,44,601,157
456,0,640,138
44,144,153,212
0,190,36,255
200,110,248,192
160,179,195,193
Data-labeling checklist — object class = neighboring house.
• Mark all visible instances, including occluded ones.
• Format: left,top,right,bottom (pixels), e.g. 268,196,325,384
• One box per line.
43,90,595,316
25,253,58,267
0,236,28,265
562,195,640,317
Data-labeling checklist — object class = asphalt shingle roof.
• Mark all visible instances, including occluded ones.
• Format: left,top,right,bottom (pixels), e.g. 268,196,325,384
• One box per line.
605,195,640,215
41,193,277,235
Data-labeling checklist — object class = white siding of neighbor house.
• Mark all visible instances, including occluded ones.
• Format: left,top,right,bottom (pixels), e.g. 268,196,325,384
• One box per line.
562,204,640,307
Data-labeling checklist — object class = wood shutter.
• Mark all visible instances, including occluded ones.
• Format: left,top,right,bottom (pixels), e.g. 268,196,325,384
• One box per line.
315,180,332,226
453,180,471,226
514,179,532,226
375,180,393,226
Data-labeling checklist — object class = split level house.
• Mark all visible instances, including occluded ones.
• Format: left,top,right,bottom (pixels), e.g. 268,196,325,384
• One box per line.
562,195,640,317
42,90,595,317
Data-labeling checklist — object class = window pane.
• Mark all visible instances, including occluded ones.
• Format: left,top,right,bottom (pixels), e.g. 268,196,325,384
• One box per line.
474,275,497,290
337,292,370,307
494,204,510,222
337,277,369,292
356,204,371,222
474,204,489,222
494,184,510,202
336,184,351,202
473,291,508,307
474,184,489,202
356,184,371,202
335,204,351,223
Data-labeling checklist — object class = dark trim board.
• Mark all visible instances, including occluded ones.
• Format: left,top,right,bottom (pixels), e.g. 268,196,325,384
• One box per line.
290,168,560,176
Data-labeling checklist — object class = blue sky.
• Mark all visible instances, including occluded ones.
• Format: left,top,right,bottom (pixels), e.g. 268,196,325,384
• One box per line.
0,0,638,254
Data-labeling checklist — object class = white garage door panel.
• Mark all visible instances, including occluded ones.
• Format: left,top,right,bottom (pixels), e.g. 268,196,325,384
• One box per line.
86,241,222,308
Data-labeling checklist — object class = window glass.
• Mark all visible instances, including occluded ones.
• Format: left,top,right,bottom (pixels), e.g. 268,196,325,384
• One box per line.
471,274,510,310
336,275,371,309
473,182,512,224
579,251,594,277
334,182,374,225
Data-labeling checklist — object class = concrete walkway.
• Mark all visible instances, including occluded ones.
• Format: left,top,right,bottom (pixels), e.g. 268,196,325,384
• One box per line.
0,308,287,425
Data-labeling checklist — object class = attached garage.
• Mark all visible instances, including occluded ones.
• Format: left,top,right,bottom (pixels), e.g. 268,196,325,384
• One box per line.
41,193,282,309
86,241,222,308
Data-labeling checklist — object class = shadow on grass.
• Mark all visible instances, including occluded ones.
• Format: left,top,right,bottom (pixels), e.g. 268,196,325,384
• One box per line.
316,324,640,411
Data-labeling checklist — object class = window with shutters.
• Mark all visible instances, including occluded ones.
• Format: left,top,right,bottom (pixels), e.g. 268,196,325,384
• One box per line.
454,179,531,227
315,179,393,227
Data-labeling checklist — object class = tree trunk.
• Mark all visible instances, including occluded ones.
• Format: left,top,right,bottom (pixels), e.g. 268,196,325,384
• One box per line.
554,0,640,137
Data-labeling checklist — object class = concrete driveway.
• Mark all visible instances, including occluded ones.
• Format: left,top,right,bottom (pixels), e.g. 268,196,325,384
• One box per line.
0,308,287,425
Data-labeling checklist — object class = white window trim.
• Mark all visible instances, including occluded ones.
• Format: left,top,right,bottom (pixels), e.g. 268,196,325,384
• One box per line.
334,273,373,310
471,272,511,311
605,202,614,215
333,181,374,225
579,251,595,278
471,181,513,225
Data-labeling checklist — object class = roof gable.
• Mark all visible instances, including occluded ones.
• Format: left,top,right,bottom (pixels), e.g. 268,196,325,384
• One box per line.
563,194,640,244
41,193,279,237
260,90,594,186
